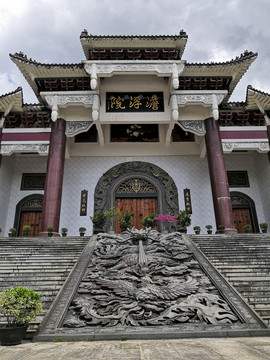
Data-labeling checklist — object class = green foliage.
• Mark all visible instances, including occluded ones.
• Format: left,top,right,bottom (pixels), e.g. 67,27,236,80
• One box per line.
104,207,121,222
0,287,42,327
9,228,16,234
22,225,32,234
90,212,107,228
61,228,68,234
119,210,133,231
205,225,212,230
121,335,127,341
46,226,55,233
79,227,86,233
177,210,191,229
193,226,201,231
141,213,158,229
244,224,252,231
218,225,225,230
259,222,268,230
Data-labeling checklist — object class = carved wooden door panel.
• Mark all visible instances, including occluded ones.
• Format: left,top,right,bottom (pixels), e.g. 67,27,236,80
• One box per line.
115,197,158,233
233,208,252,233
19,211,42,236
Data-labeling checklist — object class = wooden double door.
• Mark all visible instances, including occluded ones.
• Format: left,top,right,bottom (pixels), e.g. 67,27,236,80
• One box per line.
233,208,253,233
19,211,42,236
115,197,158,233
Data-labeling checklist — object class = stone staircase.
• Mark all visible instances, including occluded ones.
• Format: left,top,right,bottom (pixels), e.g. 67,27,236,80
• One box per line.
190,233,270,326
0,236,89,337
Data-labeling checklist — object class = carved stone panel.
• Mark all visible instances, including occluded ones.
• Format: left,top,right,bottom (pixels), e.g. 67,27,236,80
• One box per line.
94,161,179,216
61,229,255,329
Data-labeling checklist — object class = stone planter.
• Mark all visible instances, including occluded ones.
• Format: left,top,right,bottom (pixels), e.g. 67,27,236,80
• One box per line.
0,326,28,346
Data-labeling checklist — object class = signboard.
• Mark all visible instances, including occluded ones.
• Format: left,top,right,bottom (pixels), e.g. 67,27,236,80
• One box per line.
184,188,192,214
106,92,164,112
80,190,88,216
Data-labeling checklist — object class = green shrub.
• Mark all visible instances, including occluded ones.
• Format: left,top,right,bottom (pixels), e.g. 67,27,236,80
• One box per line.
141,213,158,229
46,226,55,233
0,287,42,327
119,210,133,231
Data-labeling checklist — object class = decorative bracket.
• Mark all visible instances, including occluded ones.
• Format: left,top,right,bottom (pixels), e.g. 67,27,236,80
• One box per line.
254,99,270,126
0,101,15,128
65,121,93,137
45,92,100,122
171,91,226,120
178,120,206,136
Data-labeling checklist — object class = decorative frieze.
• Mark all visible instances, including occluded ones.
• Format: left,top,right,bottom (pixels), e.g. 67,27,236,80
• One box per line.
222,141,269,153
0,144,49,155
45,92,100,122
84,62,185,90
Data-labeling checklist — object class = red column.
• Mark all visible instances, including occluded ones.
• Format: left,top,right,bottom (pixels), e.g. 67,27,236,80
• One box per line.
267,125,270,162
39,118,66,236
205,117,236,234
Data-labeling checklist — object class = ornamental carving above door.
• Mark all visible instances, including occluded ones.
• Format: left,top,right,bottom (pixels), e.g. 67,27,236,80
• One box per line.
94,162,179,231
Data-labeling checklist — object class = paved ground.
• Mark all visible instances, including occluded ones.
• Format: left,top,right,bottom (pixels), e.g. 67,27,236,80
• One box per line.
1,337,270,360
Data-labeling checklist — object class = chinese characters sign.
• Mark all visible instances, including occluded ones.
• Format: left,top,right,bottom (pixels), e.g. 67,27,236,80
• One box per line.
80,190,88,216
184,188,192,214
106,92,164,112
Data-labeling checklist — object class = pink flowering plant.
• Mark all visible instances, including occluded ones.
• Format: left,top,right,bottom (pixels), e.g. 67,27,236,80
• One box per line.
155,214,178,232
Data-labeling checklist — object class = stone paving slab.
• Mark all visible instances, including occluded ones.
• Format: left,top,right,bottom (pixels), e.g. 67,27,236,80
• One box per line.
1,337,270,360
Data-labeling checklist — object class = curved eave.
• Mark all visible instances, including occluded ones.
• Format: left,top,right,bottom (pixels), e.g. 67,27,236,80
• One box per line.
183,53,257,102
10,54,86,102
0,87,23,113
246,86,270,111
80,35,188,60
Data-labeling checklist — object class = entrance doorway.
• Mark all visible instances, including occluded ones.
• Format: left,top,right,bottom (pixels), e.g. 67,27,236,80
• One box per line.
233,208,253,234
231,192,259,233
115,197,158,233
19,211,42,237
14,194,43,236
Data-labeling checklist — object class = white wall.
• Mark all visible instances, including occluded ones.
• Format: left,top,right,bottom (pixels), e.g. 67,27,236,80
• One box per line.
60,155,215,236
0,156,14,235
4,156,47,236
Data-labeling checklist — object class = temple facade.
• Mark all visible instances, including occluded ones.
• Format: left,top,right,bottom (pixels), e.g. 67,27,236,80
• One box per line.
1,30,270,236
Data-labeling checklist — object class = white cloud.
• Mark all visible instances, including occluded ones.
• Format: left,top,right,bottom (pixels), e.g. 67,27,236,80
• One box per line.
0,0,269,102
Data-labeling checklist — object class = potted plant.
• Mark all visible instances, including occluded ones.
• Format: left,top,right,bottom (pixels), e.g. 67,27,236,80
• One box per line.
244,224,252,233
205,225,213,234
155,214,178,233
61,228,68,237
193,226,201,235
22,225,32,237
0,286,42,346
119,210,133,232
79,227,86,236
141,213,158,229
177,210,191,233
90,212,107,234
218,225,225,234
9,228,16,237
46,226,54,237
260,222,268,233
104,207,121,234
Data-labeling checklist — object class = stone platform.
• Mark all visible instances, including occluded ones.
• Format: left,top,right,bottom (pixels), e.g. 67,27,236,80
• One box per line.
1,337,270,360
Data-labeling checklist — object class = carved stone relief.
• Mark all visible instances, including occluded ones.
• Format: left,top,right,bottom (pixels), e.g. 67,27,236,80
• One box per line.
0,144,49,155
178,120,206,136
63,229,240,328
65,121,93,136
94,161,179,215
222,141,269,153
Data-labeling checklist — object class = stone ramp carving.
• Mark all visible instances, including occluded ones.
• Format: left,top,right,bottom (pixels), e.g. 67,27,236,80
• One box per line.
35,230,269,341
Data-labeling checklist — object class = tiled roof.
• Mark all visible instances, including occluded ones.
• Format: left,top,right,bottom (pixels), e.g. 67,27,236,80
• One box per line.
10,52,83,69
186,51,257,67
80,29,188,40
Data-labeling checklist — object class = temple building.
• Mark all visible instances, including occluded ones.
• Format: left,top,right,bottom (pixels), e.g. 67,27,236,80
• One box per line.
1,30,270,236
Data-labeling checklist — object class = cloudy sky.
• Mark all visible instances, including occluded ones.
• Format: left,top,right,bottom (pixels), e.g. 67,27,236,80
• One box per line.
1,0,269,103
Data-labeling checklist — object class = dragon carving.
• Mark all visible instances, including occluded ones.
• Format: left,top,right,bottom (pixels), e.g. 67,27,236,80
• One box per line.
63,228,239,327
